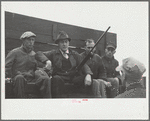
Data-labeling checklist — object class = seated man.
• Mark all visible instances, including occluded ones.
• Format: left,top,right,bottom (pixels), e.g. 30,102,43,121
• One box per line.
5,31,51,98
80,39,108,98
102,44,121,98
35,31,93,98
115,57,146,98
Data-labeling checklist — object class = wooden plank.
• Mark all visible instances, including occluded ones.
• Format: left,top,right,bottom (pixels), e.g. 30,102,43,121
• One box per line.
5,11,117,57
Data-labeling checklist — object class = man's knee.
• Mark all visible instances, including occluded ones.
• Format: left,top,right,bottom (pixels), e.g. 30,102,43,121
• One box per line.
52,75,61,80
112,78,119,88
51,75,64,87
52,75,63,83
97,79,105,84
14,75,26,84
15,75,24,80
107,78,119,87
42,76,51,85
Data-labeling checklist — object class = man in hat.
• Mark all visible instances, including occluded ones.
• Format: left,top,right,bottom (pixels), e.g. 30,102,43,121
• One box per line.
35,31,93,98
5,31,51,98
115,57,146,98
80,39,108,98
102,44,121,98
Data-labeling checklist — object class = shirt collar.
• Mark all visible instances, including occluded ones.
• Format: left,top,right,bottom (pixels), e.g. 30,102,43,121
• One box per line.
59,49,69,54
104,55,114,60
126,82,143,91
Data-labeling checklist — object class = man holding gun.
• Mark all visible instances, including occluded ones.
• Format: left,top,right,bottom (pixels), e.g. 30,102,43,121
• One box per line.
80,39,109,97
35,31,93,98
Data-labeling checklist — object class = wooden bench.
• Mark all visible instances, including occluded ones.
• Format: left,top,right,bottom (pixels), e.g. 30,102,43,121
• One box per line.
5,79,41,98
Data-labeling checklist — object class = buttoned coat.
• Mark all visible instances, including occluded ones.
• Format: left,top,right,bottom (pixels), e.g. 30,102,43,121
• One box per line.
102,55,121,80
35,49,93,77
80,52,107,80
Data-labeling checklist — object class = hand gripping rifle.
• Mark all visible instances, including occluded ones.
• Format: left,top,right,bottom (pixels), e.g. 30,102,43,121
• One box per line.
71,26,111,78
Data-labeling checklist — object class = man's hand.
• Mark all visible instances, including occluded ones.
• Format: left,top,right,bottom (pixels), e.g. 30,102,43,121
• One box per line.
45,60,52,70
84,74,92,86
5,78,11,83
103,80,112,87
106,82,112,87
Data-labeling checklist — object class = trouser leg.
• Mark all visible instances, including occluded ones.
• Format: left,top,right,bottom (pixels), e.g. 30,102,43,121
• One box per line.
73,75,94,97
51,75,64,98
13,75,26,98
92,79,107,98
107,78,119,98
72,75,85,86
92,79,101,97
97,79,107,98
35,76,52,98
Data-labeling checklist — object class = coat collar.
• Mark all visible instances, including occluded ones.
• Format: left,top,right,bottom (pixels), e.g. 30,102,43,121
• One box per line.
126,82,143,91
55,48,73,54
20,45,35,55
54,48,76,69
103,55,115,61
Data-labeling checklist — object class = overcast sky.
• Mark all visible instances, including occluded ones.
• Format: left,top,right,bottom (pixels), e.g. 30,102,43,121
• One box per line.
2,2,148,76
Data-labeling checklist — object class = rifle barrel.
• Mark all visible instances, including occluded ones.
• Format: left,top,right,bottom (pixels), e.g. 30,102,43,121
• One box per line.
76,26,111,71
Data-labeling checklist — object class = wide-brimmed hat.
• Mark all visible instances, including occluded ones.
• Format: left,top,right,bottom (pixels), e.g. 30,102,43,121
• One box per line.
55,31,71,44
116,57,146,80
20,31,36,40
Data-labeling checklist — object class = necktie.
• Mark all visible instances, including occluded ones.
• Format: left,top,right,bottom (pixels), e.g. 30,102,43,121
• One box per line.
63,52,69,59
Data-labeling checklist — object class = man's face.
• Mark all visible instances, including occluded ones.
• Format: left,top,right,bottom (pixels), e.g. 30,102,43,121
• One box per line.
58,39,69,52
23,36,35,50
105,47,116,58
85,43,96,54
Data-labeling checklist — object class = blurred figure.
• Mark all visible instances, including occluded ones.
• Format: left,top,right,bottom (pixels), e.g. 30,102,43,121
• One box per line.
80,39,107,98
102,44,121,97
115,57,146,98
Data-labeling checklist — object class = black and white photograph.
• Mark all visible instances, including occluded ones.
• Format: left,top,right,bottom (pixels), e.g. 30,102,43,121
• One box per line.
1,1,149,120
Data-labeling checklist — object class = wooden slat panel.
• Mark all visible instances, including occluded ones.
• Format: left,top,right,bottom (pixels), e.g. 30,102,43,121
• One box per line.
106,33,117,48
6,29,53,43
5,12,53,37
5,11,116,57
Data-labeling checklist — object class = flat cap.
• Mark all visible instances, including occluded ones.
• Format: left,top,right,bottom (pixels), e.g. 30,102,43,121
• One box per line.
106,44,116,50
20,31,36,40
116,57,146,79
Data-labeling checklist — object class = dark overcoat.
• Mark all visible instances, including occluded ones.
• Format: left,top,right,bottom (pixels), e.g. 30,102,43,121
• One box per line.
35,49,93,77
102,55,121,80
80,52,107,80
115,82,146,98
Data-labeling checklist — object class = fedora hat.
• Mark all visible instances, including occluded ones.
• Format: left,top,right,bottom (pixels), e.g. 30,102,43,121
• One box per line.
55,31,71,44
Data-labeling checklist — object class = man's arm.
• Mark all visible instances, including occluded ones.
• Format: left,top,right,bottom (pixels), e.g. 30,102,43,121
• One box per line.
35,51,53,70
5,50,16,78
35,51,50,64
76,52,93,75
